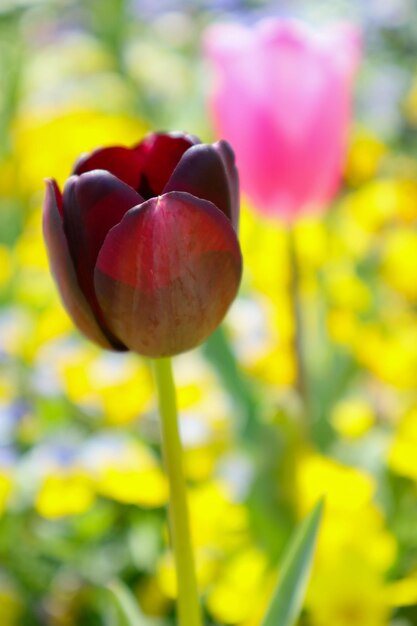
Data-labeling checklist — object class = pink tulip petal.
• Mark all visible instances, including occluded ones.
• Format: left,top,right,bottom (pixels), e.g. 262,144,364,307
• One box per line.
204,22,254,63
73,146,143,191
134,132,200,198
164,140,239,229
320,23,362,77
205,18,360,220
43,179,121,349
94,191,242,357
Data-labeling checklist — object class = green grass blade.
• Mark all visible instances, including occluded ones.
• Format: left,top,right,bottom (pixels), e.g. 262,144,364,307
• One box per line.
203,325,261,439
107,580,147,626
261,499,324,626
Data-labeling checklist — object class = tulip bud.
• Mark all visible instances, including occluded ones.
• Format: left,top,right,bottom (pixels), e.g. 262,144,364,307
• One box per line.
43,132,242,357
204,19,361,221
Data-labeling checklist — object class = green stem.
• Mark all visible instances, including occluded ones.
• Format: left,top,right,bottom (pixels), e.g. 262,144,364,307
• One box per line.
153,357,202,626
287,226,309,417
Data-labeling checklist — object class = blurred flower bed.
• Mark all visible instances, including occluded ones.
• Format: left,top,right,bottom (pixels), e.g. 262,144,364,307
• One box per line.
2,0,417,625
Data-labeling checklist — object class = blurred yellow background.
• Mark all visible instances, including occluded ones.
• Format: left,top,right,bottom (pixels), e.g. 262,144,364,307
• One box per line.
1,1,417,625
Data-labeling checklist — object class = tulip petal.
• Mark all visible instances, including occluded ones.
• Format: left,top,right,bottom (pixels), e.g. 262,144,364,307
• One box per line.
63,169,144,315
43,179,119,349
94,191,242,357
164,140,239,230
213,140,240,229
72,146,143,191
320,23,362,78
205,19,360,220
134,132,200,198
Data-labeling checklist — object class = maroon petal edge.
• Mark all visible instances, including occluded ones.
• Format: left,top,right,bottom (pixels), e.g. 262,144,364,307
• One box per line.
164,140,240,230
134,131,201,198
62,169,144,326
213,140,240,230
72,146,144,191
43,178,122,350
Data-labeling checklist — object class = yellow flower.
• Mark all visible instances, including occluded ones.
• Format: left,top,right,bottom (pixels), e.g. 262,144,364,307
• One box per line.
250,344,295,387
13,108,147,192
307,556,390,626
327,308,361,347
386,574,417,608
0,245,12,289
89,355,153,426
325,265,370,311
382,228,417,299
298,453,375,516
389,407,417,481
12,209,56,319
58,349,153,425
174,353,230,422
58,345,99,404
331,398,375,439
188,481,247,550
298,453,396,626
137,577,172,617
14,209,48,271
403,74,417,126
172,354,233,480
297,454,396,571
99,466,167,507
32,306,72,351
206,548,271,625
94,440,167,507
35,471,95,519
356,324,417,389
0,157,18,197
338,179,416,259
294,217,329,272
393,179,417,223
239,203,289,294
345,128,386,186
0,471,13,515
0,587,22,626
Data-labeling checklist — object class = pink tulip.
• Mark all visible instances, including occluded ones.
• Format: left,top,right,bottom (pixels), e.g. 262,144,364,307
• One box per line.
204,19,361,221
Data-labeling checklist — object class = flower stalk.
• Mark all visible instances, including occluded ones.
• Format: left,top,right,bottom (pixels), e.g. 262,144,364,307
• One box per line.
287,227,309,417
153,357,202,626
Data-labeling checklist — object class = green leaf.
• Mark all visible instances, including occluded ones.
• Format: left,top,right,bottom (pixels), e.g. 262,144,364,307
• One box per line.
203,325,261,439
107,580,148,626
261,499,324,626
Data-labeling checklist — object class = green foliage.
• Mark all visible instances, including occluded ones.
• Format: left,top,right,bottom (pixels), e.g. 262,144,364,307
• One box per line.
261,500,324,626
107,581,148,626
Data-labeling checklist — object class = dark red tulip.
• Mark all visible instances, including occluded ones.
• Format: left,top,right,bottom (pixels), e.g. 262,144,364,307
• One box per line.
43,131,242,357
